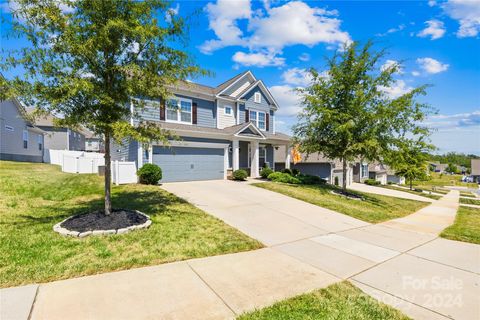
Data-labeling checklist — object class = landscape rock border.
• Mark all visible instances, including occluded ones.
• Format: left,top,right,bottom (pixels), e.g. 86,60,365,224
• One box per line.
53,210,151,238
330,190,364,201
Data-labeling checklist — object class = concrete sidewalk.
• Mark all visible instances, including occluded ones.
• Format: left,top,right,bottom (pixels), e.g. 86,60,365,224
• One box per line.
2,182,478,320
349,182,435,202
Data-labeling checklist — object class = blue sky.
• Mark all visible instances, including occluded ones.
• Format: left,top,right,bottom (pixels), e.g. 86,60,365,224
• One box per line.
1,0,479,154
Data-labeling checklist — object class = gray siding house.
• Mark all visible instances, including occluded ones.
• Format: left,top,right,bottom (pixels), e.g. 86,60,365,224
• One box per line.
274,147,354,186
112,71,291,182
0,98,45,162
27,110,86,151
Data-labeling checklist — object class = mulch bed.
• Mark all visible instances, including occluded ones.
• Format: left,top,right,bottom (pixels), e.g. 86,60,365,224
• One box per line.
61,209,148,233
330,190,364,201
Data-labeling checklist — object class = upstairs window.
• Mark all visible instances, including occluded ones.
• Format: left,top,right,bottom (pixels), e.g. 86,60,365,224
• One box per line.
249,110,266,131
166,98,192,124
254,92,261,104
23,130,28,149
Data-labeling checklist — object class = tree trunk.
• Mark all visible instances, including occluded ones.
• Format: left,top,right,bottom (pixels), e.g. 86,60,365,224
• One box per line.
342,158,347,193
410,178,413,191
104,131,112,215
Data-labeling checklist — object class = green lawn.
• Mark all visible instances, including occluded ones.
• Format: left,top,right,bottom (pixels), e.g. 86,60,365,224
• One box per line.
414,172,477,189
0,161,262,288
459,198,480,206
441,206,480,244
460,191,476,198
238,281,410,320
254,182,428,223
382,185,442,200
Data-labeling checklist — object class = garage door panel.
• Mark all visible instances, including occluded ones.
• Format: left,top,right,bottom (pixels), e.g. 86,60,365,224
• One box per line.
152,146,225,182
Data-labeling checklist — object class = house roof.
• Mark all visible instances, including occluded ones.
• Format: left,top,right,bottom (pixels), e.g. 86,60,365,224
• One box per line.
214,71,251,95
368,163,387,173
4,99,46,134
25,107,57,127
154,121,290,143
471,159,480,175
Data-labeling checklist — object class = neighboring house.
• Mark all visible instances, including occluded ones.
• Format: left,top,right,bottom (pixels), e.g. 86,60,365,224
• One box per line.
0,98,45,162
386,166,406,185
368,163,388,185
27,109,86,151
471,159,480,183
112,70,290,182
436,163,448,173
274,147,353,186
84,130,104,152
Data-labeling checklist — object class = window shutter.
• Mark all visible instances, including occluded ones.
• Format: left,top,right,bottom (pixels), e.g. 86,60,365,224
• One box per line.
245,109,249,123
266,113,270,131
160,99,165,121
192,102,198,124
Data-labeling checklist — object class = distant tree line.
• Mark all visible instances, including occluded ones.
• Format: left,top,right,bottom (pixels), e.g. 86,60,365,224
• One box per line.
429,152,479,169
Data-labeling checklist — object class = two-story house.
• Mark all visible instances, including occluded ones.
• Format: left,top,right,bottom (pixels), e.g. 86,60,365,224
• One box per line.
112,71,291,182
0,98,45,162
26,109,86,151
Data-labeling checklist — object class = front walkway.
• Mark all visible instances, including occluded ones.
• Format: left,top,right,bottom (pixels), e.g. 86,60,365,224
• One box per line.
2,181,478,320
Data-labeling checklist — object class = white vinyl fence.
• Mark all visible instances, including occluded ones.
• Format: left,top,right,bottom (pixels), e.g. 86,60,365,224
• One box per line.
112,161,137,185
44,149,137,184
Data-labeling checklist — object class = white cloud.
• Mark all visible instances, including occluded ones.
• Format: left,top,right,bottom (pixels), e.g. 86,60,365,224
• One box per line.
200,0,251,54
428,0,437,7
416,57,449,74
411,71,421,77
165,3,180,22
247,1,350,50
281,68,312,86
442,0,480,37
380,60,403,74
377,24,406,36
417,20,446,40
379,80,413,98
423,110,480,129
269,85,302,116
232,50,285,67
200,0,351,66
299,53,310,61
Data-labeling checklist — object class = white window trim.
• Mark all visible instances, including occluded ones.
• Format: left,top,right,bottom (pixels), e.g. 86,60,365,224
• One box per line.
23,130,28,149
249,109,266,131
224,105,233,116
166,97,193,125
254,92,261,104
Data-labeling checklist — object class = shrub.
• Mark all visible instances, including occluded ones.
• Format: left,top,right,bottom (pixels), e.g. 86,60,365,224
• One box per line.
233,169,248,181
365,179,380,186
334,176,339,186
297,174,324,185
281,168,293,175
260,167,274,179
291,168,300,176
137,163,162,185
387,181,393,185
267,172,301,184
414,188,423,193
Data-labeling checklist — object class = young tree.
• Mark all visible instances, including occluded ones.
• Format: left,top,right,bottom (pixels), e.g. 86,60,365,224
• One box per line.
388,138,433,190
446,163,459,174
2,0,205,215
294,41,433,192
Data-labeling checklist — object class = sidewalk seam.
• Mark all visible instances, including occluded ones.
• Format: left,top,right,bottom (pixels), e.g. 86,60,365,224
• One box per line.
27,285,39,320
186,261,237,316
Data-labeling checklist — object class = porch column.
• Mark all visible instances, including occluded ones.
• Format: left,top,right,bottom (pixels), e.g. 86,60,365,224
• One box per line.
285,145,291,169
250,140,260,178
232,139,240,171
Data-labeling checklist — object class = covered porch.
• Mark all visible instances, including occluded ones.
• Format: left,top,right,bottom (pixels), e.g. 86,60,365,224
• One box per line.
231,139,291,178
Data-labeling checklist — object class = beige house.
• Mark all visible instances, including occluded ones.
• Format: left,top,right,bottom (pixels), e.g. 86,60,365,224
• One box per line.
471,159,480,183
